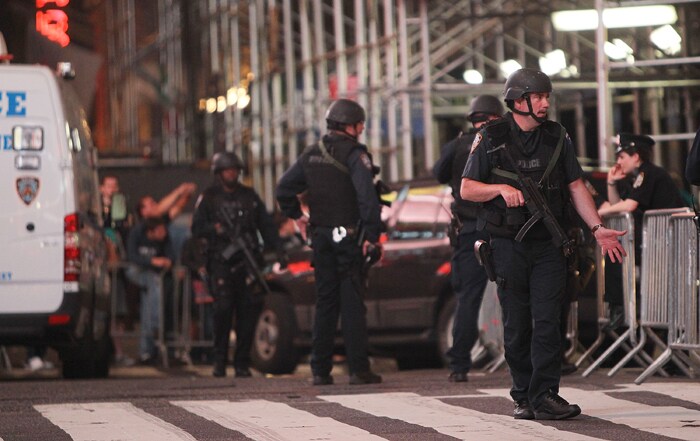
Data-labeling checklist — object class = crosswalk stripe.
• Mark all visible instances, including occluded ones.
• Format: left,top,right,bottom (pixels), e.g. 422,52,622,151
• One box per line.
619,382,700,406
172,399,388,441
34,402,197,441
320,392,601,441
480,387,700,441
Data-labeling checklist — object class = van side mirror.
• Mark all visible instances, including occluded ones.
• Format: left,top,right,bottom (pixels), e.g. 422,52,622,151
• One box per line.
111,193,127,222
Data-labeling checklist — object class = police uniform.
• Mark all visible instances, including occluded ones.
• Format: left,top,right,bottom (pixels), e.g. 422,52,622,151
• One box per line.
276,131,382,381
605,139,685,306
463,112,583,409
191,182,280,376
433,129,489,377
614,160,685,259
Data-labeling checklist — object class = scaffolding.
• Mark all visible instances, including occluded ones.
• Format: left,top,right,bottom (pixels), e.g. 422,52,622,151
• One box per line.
104,0,700,206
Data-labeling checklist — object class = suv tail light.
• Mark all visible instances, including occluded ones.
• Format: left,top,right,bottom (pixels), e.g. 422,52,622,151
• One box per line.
64,213,81,287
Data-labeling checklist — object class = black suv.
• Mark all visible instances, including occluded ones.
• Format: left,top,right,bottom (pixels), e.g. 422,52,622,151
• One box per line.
251,183,503,374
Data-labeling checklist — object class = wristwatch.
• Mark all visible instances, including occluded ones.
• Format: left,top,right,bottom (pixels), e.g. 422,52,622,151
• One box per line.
591,223,605,234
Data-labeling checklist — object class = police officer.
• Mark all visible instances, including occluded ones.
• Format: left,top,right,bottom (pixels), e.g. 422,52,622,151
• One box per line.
191,151,282,378
599,133,686,262
433,95,503,382
461,68,626,420
275,98,383,386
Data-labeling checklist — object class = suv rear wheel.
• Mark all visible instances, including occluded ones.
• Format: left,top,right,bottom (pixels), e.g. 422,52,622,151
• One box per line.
251,292,299,374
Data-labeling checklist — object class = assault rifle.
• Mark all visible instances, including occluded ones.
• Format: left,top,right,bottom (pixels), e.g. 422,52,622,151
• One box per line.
491,143,575,257
218,206,272,296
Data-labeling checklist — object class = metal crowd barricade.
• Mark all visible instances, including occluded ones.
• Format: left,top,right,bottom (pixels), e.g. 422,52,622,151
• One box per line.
605,208,691,377
109,261,140,344
582,212,655,377
635,212,700,384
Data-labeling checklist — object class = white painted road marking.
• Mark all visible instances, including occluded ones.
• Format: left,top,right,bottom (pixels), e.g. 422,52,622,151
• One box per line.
34,402,197,441
172,399,388,441
480,386,700,441
321,392,602,441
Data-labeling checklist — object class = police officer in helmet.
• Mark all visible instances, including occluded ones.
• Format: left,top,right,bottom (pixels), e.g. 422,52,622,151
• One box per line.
433,94,503,382
276,98,383,386
192,151,283,379
461,68,626,420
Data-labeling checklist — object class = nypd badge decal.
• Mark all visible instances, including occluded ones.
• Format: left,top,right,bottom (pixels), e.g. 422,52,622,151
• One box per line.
16,177,40,205
470,133,482,154
633,172,644,189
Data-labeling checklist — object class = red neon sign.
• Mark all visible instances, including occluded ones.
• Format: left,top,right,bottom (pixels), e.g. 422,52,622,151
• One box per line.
36,1,71,48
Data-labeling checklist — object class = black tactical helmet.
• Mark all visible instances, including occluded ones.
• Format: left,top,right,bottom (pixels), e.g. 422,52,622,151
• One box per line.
615,133,655,157
211,151,244,173
325,98,366,127
467,95,504,122
503,68,553,101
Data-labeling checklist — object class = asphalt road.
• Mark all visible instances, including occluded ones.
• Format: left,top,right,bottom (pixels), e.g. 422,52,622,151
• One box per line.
1,359,699,441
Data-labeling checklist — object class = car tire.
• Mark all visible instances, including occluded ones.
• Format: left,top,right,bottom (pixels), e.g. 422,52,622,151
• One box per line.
251,292,300,374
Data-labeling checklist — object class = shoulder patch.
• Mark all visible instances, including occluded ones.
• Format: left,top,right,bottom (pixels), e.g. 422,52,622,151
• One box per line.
470,133,482,154
359,153,373,170
633,172,644,189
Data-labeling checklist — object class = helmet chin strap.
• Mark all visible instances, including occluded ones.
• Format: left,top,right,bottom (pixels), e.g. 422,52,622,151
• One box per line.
512,95,547,124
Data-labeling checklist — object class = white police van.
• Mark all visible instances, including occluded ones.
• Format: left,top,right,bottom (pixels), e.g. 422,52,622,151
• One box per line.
0,42,111,378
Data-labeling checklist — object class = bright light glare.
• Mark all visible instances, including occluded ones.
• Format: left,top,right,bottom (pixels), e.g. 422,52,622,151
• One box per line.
552,6,677,31
462,69,483,84
205,98,217,113
500,59,522,78
539,49,567,76
604,39,634,62
226,87,238,106
237,94,251,109
217,96,227,113
650,25,681,55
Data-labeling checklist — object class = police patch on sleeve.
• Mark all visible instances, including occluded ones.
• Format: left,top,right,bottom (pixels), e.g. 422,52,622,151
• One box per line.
633,172,645,189
470,133,482,154
360,153,373,170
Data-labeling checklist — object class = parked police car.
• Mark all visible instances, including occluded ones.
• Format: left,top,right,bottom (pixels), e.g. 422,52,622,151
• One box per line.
0,54,111,378
251,183,504,374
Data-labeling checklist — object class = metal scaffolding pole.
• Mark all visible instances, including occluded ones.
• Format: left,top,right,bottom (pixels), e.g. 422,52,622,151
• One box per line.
396,0,411,183
383,0,399,181
595,0,613,164
312,0,328,131
368,0,383,169
249,0,264,195
299,0,316,147
419,0,433,175
283,0,298,162
353,0,368,128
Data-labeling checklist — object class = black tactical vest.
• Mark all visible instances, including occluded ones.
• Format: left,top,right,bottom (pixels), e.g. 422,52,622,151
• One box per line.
480,116,569,239
450,130,480,220
301,135,362,227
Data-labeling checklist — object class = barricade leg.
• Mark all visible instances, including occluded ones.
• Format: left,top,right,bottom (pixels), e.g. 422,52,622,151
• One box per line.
0,346,11,372
582,328,633,377
635,348,673,384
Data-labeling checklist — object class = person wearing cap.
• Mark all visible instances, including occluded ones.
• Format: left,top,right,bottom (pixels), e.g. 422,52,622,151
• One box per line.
599,133,685,262
433,95,503,383
191,151,284,379
461,68,626,420
276,98,384,386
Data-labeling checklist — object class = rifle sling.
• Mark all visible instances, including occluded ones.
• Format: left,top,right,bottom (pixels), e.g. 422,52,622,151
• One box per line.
491,125,566,184
318,141,350,175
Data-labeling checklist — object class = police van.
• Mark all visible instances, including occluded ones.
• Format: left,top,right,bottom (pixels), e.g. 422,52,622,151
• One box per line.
0,42,111,378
